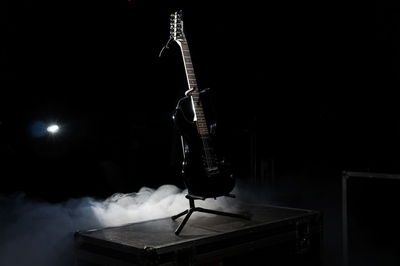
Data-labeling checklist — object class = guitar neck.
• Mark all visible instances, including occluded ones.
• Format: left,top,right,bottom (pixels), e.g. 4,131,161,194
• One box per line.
179,41,198,90
178,41,209,136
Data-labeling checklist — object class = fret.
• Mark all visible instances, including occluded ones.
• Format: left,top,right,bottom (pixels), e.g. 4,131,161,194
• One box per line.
179,40,211,138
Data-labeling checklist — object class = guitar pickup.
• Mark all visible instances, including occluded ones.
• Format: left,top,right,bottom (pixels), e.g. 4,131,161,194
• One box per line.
207,167,220,176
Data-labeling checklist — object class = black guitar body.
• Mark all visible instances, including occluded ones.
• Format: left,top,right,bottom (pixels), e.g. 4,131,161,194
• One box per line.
173,95,235,198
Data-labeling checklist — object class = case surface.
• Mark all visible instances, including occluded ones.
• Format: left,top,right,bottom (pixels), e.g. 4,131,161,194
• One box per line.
75,204,322,266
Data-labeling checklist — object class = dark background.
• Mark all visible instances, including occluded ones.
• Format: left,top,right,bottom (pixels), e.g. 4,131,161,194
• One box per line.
0,0,399,265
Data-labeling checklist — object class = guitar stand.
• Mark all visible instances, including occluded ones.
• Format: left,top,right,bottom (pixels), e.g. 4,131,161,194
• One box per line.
171,194,250,235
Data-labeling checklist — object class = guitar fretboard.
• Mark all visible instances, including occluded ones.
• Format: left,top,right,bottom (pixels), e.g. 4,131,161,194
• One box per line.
179,41,209,137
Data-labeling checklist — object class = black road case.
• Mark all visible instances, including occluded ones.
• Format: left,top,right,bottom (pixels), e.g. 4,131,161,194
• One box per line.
74,204,322,266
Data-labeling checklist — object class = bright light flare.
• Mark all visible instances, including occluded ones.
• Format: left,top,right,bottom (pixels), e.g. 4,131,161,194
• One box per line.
47,124,60,134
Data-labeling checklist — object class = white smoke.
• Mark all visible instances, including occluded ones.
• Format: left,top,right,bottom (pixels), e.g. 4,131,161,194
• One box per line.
0,185,239,266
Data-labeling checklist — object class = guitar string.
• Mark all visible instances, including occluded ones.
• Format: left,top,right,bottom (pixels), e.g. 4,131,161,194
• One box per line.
194,97,214,169
181,41,215,170
197,103,213,169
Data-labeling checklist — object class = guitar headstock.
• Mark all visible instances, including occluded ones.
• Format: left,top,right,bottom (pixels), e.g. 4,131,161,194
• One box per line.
170,10,185,42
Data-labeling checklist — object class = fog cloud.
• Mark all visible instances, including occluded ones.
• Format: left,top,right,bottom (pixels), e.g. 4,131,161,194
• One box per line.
0,184,238,266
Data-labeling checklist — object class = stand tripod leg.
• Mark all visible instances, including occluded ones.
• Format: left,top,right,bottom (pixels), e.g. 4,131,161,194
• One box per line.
175,209,194,235
171,209,189,220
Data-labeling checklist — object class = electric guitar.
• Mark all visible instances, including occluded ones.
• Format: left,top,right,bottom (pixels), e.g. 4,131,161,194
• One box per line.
167,11,235,197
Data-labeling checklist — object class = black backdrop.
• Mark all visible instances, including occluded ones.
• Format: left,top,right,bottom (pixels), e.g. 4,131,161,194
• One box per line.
1,1,400,265
0,0,399,200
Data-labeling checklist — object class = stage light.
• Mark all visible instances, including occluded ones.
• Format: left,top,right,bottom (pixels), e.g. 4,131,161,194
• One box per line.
47,124,60,134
